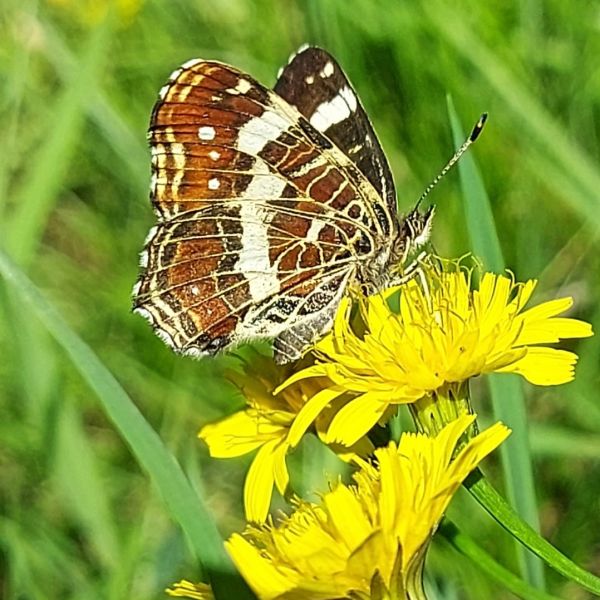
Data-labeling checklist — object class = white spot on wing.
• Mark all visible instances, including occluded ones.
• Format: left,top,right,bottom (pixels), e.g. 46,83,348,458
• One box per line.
208,177,220,190
169,68,183,82
144,225,158,245
320,61,334,78
209,150,220,161
134,306,154,323
306,220,325,242
181,58,202,69
236,79,252,94
284,43,311,68
182,346,205,358
309,86,357,131
237,110,289,155
155,327,176,349
198,126,215,141
159,84,170,99
279,44,313,78
139,250,148,268
305,74,315,84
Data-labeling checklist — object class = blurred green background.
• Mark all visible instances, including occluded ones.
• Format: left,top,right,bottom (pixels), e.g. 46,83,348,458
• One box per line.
1,0,599,598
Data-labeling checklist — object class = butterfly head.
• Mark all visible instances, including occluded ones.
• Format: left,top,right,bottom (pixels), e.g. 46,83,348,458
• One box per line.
393,205,435,268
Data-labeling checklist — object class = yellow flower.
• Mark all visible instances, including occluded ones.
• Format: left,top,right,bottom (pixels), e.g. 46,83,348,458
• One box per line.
279,265,592,446
167,580,213,599
199,351,371,523
222,415,510,600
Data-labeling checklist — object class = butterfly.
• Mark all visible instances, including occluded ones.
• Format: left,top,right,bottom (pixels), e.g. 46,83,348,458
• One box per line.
132,45,435,364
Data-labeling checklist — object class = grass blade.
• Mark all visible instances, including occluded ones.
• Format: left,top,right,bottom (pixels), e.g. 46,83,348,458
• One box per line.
428,3,600,227
439,520,560,600
0,249,253,600
465,471,600,595
5,17,111,267
447,98,545,589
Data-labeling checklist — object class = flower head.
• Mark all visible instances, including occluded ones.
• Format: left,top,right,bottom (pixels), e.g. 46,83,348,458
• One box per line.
199,351,371,523
280,264,592,446
223,415,510,600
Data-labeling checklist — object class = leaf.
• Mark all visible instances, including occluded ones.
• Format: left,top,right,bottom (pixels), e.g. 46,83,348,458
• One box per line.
0,249,254,600
447,98,546,589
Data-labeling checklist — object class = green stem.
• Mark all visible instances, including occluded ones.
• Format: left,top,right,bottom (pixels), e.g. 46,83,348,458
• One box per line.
409,381,474,438
439,520,559,600
465,469,600,595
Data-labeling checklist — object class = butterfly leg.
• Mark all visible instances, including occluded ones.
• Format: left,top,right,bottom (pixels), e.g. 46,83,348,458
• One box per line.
386,249,435,309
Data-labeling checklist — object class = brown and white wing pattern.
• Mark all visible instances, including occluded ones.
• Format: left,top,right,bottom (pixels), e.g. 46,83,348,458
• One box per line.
275,46,396,216
132,58,395,362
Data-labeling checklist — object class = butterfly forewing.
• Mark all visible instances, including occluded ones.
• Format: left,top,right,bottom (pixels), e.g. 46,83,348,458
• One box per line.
275,46,396,215
133,57,395,362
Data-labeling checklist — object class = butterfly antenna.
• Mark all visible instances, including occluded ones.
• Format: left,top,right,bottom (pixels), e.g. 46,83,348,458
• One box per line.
415,112,488,209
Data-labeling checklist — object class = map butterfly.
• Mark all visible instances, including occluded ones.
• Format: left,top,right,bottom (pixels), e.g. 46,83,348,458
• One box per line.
132,46,475,363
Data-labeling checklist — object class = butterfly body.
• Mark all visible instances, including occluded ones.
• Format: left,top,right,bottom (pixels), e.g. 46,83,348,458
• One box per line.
133,47,433,363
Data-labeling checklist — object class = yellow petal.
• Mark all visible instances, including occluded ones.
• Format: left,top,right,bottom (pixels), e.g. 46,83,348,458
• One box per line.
500,347,580,385
226,534,297,599
325,393,389,446
511,278,537,312
199,411,287,458
244,439,282,522
274,363,335,394
447,421,511,486
273,442,290,494
517,316,593,345
519,297,573,321
324,485,372,549
287,386,346,447
166,579,213,599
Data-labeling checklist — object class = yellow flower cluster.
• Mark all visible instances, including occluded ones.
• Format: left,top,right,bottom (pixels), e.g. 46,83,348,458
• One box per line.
171,416,509,600
200,351,371,522
200,265,591,524
176,261,592,600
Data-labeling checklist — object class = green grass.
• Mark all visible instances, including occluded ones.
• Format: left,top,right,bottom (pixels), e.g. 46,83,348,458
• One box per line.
1,1,599,598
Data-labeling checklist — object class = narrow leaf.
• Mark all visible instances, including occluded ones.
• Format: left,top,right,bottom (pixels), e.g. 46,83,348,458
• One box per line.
0,249,253,600
439,520,560,600
466,469,600,595
447,98,545,589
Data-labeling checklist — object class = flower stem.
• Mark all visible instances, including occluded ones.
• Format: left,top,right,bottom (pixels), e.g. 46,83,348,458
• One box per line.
465,468,600,595
439,520,559,600
409,381,476,438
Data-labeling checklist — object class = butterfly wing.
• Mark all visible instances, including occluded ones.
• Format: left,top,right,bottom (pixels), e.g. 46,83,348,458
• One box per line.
275,46,397,214
133,59,394,361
